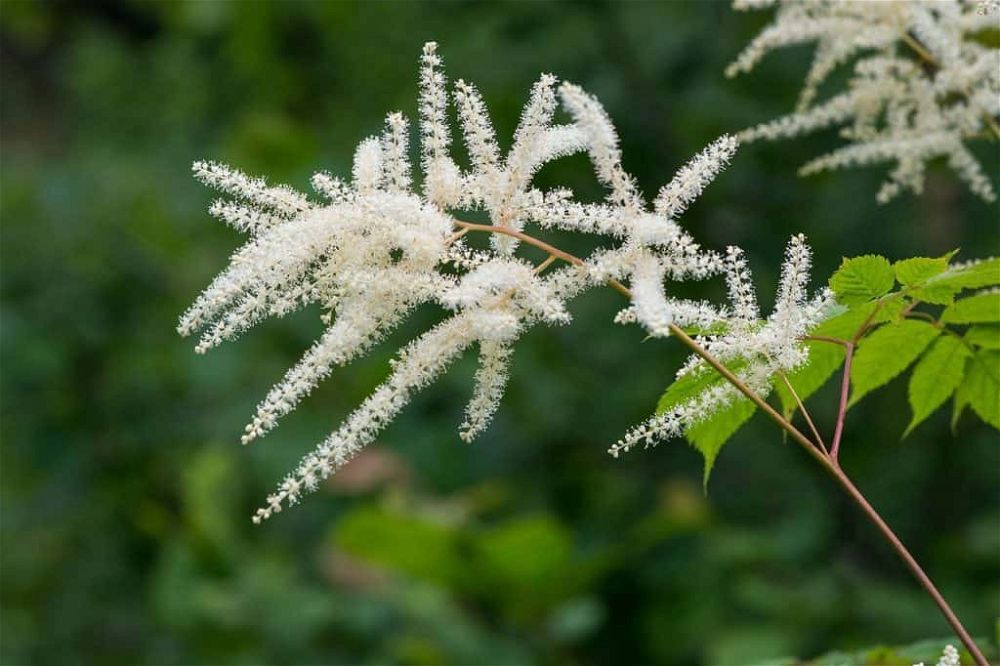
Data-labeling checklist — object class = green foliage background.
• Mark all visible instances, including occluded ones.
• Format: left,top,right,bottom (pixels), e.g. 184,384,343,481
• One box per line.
2,1,998,664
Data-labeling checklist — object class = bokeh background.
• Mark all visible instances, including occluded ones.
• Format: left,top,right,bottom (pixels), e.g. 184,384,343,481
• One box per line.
2,1,998,664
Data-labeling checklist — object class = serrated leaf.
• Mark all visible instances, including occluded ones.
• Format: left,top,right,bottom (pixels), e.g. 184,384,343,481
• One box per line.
926,257,1000,291
940,292,1000,324
904,335,971,437
909,283,958,306
849,320,940,407
829,255,895,305
894,256,950,286
966,325,1000,349
774,341,845,418
685,397,756,489
957,350,1000,430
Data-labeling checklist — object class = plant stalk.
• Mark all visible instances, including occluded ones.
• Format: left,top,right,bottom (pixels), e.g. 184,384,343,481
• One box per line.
456,220,989,664
670,325,989,666
830,340,853,461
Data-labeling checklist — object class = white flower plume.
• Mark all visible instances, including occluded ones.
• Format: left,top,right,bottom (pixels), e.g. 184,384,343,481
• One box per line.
727,0,1000,203
610,234,835,458
180,42,828,522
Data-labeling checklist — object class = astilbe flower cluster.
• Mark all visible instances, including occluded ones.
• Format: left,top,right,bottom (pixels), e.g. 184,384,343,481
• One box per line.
180,43,833,522
914,645,961,666
727,0,1000,203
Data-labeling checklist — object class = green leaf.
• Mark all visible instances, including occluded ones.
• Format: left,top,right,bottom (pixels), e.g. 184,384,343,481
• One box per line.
656,358,749,414
828,255,895,305
952,383,970,431
334,506,462,587
966,325,1000,349
940,292,1000,324
774,341,845,419
956,350,1000,430
809,297,903,340
912,257,1000,304
476,516,576,607
849,320,940,407
909,283,957,305
656,358,757,487
894,255,950,286
685,397,756,489
904,335,971,437
929,257,1000,291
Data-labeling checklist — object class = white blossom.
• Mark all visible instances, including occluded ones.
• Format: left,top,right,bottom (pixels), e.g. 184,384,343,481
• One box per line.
181,42,829,521
728,0,1000,202
610,234,834,458
913,644,961,666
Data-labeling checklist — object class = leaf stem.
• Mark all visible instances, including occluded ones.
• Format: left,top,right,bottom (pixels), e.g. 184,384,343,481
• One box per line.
830,340,854,462
454,220,989,665
777,370,828,456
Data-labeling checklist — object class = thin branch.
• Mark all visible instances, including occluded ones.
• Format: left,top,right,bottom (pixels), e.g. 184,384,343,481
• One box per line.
803,334,851,347
453,220,633,298
826,463,990,666
830,340,854,461
446,227,470,245
453,220,989,665
533,254,558,274
776,370,828,455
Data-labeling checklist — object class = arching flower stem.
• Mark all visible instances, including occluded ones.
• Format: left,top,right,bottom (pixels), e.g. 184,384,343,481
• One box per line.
460,220,989,666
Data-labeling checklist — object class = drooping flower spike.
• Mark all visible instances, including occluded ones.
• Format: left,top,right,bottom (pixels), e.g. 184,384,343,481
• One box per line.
181,42,832,522
728,0,1000,203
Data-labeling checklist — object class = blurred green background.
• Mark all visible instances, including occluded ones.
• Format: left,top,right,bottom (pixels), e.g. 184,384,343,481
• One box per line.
2,1,998,664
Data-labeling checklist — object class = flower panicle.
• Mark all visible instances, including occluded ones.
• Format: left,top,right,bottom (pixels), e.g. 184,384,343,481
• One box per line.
181,42,825,522
727,0,999,202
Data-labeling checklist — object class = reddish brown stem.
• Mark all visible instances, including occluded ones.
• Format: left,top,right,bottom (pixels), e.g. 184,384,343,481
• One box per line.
826,461,990,666
456,220,989,664
830,340,854,462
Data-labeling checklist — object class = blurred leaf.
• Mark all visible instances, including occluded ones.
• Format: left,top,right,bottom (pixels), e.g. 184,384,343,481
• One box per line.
475,515,577,617
333,506,463,588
